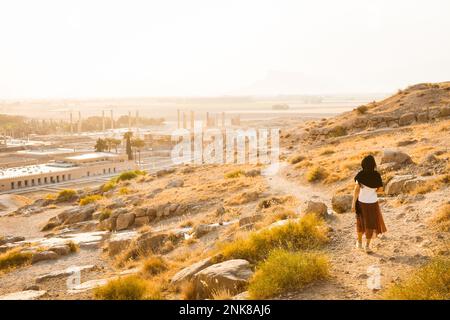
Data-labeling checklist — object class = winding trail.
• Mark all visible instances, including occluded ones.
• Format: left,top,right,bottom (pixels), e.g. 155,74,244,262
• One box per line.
262,161,448,300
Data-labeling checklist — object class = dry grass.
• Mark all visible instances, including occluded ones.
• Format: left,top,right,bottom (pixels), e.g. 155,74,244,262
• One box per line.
211,288,234,300
226,191,260,206
101,181,117,193
306,166,327,182
248,249,330,299
430,204,450,232
119,187,131,195
99,209,112,221
384,257,450,300
180,281,197,300
66,241,79,253
224,169,245,179
56,189,77,202
289,154,306,165
218,214,328,264
141,256,168,277
79,194,103,206
409,175,449,195
94,275,148,300
0,248,33,272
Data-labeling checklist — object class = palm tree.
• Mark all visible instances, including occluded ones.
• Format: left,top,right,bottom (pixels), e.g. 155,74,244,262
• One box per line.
131,137,145,165
123,131,133,160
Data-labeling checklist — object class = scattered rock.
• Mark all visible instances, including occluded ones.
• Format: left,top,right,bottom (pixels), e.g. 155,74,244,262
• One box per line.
115,212,135,231
193,224,219,238
0,235,25,246
166,179,184,188
107,231,137,256
31,251,59,264
193,259,253,299
239,215,264,227
171,256,218,285
48,245,71,256
331,194,353,213
302,201,328,217
0,290,47,300
381,150,413,165
396,139,417,147
36,265,96,283
399,113,416,126
244,169,261,177
385,175,427,195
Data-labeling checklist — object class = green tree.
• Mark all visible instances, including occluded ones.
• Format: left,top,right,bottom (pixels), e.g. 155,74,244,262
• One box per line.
123,132,133,160
95,138,108,152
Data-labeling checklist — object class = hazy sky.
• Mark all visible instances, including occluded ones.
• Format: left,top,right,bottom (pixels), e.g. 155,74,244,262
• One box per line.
0,0,449,98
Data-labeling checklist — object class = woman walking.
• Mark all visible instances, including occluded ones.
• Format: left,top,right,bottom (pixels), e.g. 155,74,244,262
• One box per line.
351,155,387,253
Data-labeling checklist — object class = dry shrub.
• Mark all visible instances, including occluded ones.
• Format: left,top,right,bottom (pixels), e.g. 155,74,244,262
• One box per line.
219,214,328,264
306,166,327,182
0,248,33,272
384,257,450,300
141,256,168,277
430,204,450,232
94,276,148,300
248,249,329,299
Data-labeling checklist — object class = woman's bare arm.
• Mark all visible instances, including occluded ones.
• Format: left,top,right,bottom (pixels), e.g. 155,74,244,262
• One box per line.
351,183,360,213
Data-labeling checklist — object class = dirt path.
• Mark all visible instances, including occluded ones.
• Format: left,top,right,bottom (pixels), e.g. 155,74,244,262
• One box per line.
263,162,449,300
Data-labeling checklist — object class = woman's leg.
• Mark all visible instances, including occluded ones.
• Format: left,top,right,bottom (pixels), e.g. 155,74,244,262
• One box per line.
356,232,363,249
365,229,374,252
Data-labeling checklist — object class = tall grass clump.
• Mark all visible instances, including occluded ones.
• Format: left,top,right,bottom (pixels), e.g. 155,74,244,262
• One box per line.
306,166,326,182
115,170,146,182
225,170,244,179
94,276,148,300
56,189,77,202
430,204,450,232
248,249,330,299
289,154,305,165
79,194,103,206
141,256,168,277
101,181,117,193
219,214,328,264
0,248,33,272
384,257,450,300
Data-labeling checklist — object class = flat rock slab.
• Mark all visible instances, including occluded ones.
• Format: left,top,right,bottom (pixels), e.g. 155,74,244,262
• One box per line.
0,290,47,300
36,265,96,283
67,278,115,294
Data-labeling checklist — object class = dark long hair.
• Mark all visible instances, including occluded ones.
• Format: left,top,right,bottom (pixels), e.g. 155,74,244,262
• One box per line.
361,155,377,172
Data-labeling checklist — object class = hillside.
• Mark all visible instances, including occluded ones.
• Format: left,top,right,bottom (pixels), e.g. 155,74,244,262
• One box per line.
0,82,449,300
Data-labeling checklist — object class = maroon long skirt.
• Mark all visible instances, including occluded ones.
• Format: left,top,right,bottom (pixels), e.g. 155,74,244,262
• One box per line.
356,201,387,235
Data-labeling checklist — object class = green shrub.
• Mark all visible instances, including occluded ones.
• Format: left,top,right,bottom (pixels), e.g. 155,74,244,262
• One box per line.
94,276,148,300
0,248,33,272
219,214,328,264
116,170,146,182
384,257,450,300
248,249,330,299
79,195,103,206
56,189,77,202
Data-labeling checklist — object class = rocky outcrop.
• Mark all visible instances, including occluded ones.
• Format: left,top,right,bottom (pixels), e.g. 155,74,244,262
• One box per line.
31,251,59,264
385,175,428,195
42,204,98,231
398,113,416,126
381,150,413,165
331,195,353,213
302,201,328,217
0,235,25,246
193,224,219,238
107,231,137,256
115,212,135,231
171,257,217,285
239,214,264,227
192,259,253,299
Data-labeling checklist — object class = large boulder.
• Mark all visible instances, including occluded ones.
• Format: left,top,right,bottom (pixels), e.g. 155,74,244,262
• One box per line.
302,201,328,217
398,113,416,126
193,259,253,299
107,231,137,256
385,175,428,195
42,204,98,231
171,257,217,285
331,195,353,213
381,150,413,165
115,212,135,231
135,231,177,254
